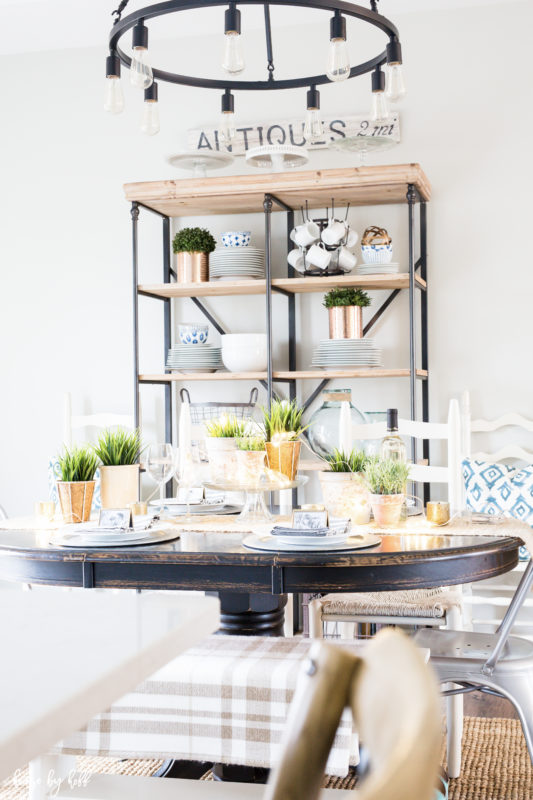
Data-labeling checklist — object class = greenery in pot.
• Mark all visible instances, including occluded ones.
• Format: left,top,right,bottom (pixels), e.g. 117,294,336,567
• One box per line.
205,415,250,438
323,287,371,308
364,458,410,495
262,399,308,442
172,227,217,254
93,428,144,466
58,446,99,482
237,436,266,451
322,448,368,473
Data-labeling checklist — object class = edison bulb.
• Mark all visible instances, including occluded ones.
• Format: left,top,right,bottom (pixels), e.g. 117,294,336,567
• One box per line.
220,111,236,143
130,49,153,89
104,77,124,114
371,91,389,123
222,32,245,74
141,102,160,135
386,63,406,101
327,39,350,82
304,109,323,143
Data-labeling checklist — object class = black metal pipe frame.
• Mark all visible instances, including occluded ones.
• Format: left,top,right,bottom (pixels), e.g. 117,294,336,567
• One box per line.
162,216,173,497
264,195,274,409
131,202,141,429
407,183,417,465
110,0,399,91
420,201,429,502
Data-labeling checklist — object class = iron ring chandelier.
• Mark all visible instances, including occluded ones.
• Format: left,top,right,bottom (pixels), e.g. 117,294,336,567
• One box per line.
104,0,406,139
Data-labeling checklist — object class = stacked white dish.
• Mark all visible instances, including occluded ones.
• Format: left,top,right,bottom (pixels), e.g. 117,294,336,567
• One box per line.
311,338,383,368
166,344,224,374
210,247,265,280
356,262,400,275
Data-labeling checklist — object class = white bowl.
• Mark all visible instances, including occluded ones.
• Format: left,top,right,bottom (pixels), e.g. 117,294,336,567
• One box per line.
221,334,267,372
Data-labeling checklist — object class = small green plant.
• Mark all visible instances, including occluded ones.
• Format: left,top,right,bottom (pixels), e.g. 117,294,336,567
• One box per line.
237,436,266,451
323,287,371,308
205,415,249,438
323,448,368,473
364,458,410,495
58,446,99,482
262,399,308,442
93,428,144,466
172,227,217,254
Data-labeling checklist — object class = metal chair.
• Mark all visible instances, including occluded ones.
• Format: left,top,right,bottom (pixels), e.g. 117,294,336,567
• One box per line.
415,557,533,767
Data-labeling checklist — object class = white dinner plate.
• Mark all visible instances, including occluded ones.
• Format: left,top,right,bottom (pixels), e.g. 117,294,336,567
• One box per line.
272,532,351,546
243,533,382,552
53,528,180,548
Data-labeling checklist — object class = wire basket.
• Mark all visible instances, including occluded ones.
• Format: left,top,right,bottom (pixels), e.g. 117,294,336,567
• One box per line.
179,387,259,425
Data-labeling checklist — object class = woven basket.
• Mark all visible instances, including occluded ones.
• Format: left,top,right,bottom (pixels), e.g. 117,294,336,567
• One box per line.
361,226,392,246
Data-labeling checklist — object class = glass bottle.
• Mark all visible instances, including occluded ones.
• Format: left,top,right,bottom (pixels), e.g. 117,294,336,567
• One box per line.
380,408,406,462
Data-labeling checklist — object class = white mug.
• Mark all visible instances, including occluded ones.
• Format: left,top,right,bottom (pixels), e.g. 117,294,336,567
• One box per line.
287,248,305,271
292,221,320,248
307,243,331,270
345,229,359,249
338,247,357,271
321,218,346,247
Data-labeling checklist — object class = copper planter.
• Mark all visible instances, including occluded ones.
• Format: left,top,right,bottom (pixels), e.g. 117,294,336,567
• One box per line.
328,306,363,339
176,251,209,283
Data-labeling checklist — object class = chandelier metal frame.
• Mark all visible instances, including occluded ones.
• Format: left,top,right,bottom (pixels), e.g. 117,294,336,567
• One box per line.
109,0,400,93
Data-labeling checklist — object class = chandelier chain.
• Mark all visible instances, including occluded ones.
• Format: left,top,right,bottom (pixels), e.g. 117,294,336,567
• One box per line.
112,0,131,24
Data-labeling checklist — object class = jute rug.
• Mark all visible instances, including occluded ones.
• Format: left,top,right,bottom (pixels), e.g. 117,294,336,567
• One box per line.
1,717,531,799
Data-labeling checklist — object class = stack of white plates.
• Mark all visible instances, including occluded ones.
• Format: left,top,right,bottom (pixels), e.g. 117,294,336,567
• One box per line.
356,262,400,275
311,338,383,368
166,344,224,374
210,247,265,280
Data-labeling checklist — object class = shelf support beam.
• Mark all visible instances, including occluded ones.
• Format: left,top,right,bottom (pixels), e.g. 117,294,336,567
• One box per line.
407,182,417,464
131,202,140,430
264,194,274,409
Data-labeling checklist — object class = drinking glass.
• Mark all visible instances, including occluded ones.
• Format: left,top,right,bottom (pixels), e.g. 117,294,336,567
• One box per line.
175,445,203,521
147,444,175,502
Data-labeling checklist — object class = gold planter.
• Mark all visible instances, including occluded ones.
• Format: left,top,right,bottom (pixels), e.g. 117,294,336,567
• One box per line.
328,306,363,339
176,251,209,283
57,481,95,524
265,441,301,481
99,465,139,509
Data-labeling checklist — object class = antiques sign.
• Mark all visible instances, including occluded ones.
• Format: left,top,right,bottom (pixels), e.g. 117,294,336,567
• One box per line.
187,112,400,156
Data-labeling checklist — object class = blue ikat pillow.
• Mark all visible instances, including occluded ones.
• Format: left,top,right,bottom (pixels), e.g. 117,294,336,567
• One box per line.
462,457,532,559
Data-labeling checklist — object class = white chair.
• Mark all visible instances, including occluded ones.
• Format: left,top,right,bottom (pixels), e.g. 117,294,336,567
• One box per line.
461,390,533,638
63,392,134,447
308,399,465,776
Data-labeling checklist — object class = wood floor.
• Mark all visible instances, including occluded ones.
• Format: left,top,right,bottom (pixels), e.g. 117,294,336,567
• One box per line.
464,692,518,719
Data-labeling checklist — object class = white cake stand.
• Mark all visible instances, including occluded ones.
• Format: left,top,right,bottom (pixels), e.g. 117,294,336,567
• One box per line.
246,145,309,172
204,476,308,523
329,135,398,164
166,151,234,177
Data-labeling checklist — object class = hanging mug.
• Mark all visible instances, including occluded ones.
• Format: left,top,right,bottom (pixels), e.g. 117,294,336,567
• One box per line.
307,242,332,270
338,247,357,271
287,248,305,271
322,218,346,247
345,229,359,249
291,221,320,248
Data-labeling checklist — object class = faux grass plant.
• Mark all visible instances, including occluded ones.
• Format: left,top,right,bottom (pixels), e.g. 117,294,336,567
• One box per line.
261,399,308,442
172,227,217,254
323,448,368,473
237,436,266,452
58,446,99,483
323,288,371,308
364,458,410,495
93,428,144,466
205,415,249,438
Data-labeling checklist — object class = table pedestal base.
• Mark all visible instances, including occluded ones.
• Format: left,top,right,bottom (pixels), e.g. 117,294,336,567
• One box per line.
217,592,287,637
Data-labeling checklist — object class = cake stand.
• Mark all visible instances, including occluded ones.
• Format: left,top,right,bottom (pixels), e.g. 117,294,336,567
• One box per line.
203,476,308,523
166,151,234,177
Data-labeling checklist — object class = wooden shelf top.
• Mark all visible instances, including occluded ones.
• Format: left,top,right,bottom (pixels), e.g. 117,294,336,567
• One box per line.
139,369,428,383
124,164,431,217
139,273,426,299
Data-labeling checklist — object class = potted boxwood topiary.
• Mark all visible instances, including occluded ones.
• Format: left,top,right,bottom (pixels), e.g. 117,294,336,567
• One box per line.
318,449,371,525
57,446,99,523
323,287,371,339
235,436,266,485
172,227,217,283
262,399,308,481
204,415,250,483
364,457,410,527
93,428,144,509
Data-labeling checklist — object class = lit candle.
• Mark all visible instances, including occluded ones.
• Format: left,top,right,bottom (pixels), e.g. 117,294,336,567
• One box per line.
426,501,450,525
339,401,352,454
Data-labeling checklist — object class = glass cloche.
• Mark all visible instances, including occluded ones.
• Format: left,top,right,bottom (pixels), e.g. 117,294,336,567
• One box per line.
307,389,367,458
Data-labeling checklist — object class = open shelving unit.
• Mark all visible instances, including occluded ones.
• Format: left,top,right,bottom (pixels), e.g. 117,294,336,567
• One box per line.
125,163,430,466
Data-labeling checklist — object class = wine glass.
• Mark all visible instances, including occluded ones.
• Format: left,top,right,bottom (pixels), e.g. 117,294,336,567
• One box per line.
147,444,175,503
175,445,203,521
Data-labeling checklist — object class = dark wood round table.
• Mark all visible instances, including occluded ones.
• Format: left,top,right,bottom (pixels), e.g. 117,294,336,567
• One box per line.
0,527,520,636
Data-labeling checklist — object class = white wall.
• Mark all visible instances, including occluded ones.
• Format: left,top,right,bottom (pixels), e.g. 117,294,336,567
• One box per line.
1,1,532,515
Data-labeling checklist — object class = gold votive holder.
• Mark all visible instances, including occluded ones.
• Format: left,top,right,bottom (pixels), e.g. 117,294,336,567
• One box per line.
426,501,450,525
131,501,148,517
34,500,56,521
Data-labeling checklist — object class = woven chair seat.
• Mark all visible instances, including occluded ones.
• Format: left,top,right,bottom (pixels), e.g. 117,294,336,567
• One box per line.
319,588,463,619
